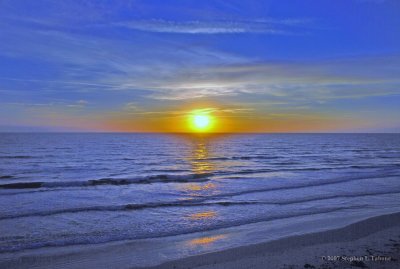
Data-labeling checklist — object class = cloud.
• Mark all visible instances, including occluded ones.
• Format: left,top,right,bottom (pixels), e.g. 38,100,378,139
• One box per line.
0,21,246,94
122,102,141,112
0,77,118,88
2,19,398,107
112,19,306,34
356,0,386,3
121,106,254,117
134,55,400,102
2,100,90,109
67,100,88,108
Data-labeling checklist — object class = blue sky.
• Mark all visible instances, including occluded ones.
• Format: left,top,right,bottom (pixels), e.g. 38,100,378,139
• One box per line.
0,0,399,132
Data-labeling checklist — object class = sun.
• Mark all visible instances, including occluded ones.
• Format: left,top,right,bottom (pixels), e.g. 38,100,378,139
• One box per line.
194,115,210,129
190,113,214,132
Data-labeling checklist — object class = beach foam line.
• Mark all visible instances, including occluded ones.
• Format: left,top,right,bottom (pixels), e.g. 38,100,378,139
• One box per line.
0,173,212,190
0,205,367,253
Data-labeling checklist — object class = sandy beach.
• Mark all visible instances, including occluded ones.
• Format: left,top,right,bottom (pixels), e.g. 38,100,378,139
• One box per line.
145,212,400,269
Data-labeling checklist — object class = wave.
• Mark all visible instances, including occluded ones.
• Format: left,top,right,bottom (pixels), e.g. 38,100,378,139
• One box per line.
1,164,399,194
275,189,400,205
202,172,400,200
205,156,280,161
0,173,212,190
1,163,398,193
223,163,400,176
0,175,14,179
0,155,33,159
0,200,259,220
2,188,399,221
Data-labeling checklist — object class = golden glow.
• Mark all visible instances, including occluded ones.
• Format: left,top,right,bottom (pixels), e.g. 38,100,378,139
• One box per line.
99,103,353,133
189,111,214,132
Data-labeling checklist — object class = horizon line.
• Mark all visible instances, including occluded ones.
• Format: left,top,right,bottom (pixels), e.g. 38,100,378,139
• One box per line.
0,131,399,134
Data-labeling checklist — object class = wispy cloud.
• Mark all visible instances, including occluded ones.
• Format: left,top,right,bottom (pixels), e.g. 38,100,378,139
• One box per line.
113,18,309,34
356,0,386,3
119,106,254,118
2,100,89,109
0,77,118,88
135,55,400,102
67,100,89,108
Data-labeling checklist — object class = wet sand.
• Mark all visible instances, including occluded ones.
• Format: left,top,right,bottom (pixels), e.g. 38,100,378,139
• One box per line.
145,212,400,269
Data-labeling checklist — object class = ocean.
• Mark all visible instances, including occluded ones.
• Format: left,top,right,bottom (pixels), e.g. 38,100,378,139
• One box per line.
1,133,400,265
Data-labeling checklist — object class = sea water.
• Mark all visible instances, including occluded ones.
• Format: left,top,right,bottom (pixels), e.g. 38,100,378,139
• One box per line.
0,133,399,259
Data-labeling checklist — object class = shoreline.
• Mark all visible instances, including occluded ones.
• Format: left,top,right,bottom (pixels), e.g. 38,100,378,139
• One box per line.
143,212,400,269
1,212,399,269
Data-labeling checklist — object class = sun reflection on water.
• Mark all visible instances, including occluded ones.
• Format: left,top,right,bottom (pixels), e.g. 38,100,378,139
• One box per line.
188,210,217,220
177,137,220,197
191,139,214,174
186,182,216,191
187,234,227,246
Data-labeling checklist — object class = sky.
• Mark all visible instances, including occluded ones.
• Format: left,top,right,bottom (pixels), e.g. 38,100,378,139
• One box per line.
0,0,399,132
